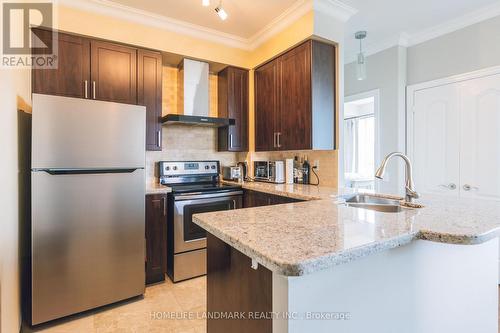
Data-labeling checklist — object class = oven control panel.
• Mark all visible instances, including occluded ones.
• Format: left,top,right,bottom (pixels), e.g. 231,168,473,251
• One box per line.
159,161,219,176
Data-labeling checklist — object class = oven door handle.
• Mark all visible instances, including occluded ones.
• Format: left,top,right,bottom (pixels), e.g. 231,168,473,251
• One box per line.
174,190,243,201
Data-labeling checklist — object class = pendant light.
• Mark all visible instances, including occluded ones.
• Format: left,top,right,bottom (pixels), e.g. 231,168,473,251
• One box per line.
202,0,210,6
355,31,367,81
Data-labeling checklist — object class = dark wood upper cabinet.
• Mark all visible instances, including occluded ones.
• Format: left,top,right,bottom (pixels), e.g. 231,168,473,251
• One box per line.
145,194,167,285
218,67,249,152
90,40,137,104
278,41,312,150
254,40,336,152
32,29,90,99
138,50,162,151
254,59,279,152
31,29,163,151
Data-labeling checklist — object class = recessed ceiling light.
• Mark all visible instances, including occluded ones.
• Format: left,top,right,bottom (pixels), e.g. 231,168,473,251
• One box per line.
202,0,210,7
215,2,228,20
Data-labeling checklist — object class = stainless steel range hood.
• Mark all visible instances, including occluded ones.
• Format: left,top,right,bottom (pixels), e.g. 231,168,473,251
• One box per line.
162,58,233,127
162,114,235,127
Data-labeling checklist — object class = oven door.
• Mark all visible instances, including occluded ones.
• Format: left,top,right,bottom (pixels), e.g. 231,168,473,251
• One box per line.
173,191,242,254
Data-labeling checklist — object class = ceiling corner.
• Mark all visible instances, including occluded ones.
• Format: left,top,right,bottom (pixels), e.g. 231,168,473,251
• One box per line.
247,0,313,50
313,0,358,22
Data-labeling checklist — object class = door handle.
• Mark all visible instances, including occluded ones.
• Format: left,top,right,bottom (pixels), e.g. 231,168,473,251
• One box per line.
277,132,281,148
84,80,88,99
92,81,96,99
229,134,233,148
163,197,167,216
439,183,456,190
463,184,479,191
157,131,161,147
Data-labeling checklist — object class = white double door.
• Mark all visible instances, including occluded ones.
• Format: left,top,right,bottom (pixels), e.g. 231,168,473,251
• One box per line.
409,72,500,200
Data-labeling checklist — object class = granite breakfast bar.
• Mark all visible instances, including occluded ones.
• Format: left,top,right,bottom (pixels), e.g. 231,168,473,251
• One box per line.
193,182,500,333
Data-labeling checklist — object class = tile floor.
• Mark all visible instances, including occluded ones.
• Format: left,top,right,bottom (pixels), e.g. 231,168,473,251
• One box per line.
23,277,207,333
22,281,500,332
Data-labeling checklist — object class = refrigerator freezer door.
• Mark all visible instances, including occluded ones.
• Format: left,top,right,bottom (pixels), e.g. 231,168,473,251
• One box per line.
31,169,145,324
32,94,146,169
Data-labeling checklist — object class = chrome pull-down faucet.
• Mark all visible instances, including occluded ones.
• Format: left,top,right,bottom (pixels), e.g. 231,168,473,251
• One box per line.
375,152,420,203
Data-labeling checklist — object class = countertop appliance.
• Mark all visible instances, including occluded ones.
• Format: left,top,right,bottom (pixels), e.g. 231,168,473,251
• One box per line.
31,94,146,325
222,166,241,181
254,161,285,184
159,161,243,282
237,161,248,181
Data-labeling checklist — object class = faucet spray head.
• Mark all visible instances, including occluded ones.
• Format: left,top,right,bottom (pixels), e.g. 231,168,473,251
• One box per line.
375,165,386,179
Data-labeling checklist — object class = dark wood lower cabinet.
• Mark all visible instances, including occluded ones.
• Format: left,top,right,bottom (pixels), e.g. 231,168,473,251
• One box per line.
207,233,272,333
243,189,303,208
145,194,167,284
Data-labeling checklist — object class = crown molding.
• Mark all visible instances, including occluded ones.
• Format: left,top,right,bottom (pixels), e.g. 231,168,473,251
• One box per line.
345,2,500,64
59,0,250,49
313,0,358,22
407,1,500,46
248,0,313,49
58,0,352,51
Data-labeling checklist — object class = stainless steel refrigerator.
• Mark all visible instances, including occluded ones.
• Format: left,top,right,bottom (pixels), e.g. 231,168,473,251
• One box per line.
31,94,146,325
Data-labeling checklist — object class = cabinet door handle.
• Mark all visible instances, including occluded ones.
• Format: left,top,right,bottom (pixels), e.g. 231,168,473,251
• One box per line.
157,130,161,148
163,197,167,216
277,132,281,148
92,81,96,99
84,80,88,99
229,134,233,148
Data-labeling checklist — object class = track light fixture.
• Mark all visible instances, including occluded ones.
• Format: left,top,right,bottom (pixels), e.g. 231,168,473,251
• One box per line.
215,1,228,20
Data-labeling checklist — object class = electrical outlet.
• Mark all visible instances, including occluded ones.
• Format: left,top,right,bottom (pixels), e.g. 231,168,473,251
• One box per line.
313,160,320,170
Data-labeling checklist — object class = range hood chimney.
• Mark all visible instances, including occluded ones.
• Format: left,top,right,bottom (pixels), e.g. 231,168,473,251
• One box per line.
162,58,234,127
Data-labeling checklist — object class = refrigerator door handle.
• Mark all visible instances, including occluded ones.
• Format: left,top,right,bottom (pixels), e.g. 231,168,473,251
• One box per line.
37,168,141,175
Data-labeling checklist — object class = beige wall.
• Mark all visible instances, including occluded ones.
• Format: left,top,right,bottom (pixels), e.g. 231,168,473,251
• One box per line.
0,68,31,333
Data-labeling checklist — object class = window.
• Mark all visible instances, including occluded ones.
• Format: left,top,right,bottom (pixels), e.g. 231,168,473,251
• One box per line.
344,97,376,190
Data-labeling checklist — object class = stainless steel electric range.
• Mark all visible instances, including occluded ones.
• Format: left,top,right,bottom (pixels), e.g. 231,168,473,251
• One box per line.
159,160,243,282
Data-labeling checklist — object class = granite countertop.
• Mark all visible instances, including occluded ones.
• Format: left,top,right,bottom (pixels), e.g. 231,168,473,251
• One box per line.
146,183,172,195
193,181,500,276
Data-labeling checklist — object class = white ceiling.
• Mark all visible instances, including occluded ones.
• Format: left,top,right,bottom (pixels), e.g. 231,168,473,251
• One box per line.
107,0,298,39
343,0,500,61
75,0,500,56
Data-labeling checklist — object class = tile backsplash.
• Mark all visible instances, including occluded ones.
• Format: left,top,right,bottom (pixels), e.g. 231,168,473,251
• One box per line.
146,125,243,184
243,150,338,187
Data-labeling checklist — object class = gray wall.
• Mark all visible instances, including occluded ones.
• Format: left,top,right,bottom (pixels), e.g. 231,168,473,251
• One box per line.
408,15,500,85
344,46,407,194
345,15,500,195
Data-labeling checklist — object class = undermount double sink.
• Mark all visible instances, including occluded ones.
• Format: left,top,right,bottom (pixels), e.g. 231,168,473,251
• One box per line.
342,194,404,213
